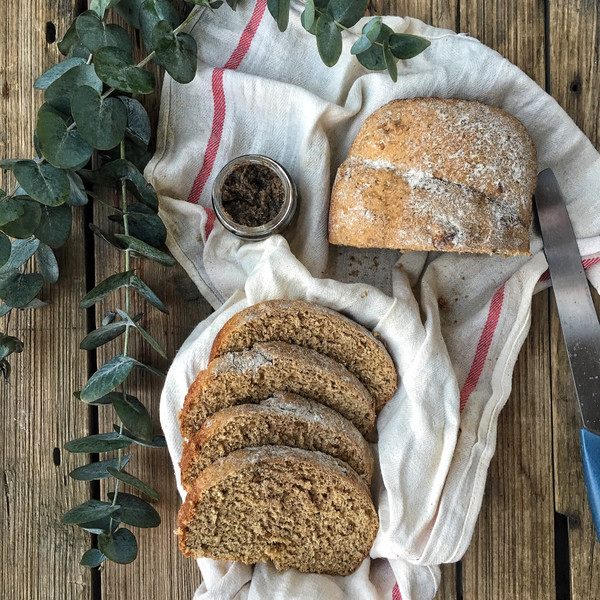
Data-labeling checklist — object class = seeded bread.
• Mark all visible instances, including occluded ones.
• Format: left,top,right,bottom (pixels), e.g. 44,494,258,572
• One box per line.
180,392,374,490
329,97,537,256
180,342,375,438
209,299,397,411
176,446,379,575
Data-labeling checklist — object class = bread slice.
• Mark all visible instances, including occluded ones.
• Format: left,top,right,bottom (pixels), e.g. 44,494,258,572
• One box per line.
176,446,379,575
180,342,376,438
329,97,537,256
180,392,374,490
209,299,397,411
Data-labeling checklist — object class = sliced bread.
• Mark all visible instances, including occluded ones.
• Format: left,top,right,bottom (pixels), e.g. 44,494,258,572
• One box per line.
179,392,374,490
180,342,375,439
176,446,379,575
209,299,397,411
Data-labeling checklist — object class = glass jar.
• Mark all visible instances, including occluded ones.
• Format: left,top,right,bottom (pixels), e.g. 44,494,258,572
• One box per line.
211,154,298,241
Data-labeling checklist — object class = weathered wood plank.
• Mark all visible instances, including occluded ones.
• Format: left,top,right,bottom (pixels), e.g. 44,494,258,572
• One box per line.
0,3,93,599
549,1,600,598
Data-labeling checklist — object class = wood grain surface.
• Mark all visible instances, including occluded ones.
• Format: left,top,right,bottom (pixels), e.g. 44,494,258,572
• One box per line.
1,1,599,599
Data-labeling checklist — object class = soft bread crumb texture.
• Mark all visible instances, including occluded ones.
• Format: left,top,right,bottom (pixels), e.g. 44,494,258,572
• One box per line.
329,97,537,256
209,299,397,411
180,342,376,439
177,446,379,576
179,392,374,490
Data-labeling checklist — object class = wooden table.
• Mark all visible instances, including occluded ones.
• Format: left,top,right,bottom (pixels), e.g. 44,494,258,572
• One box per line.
1,1,598,598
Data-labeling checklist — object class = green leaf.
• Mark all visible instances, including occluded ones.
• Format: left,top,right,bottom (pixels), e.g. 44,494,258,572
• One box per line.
80,270,133,308
80,354,137,401
71,86,128,151
356,24,393,71
0,271,44,308
34,58,87,90
78,516,119,534
13,160,70,206
99,159,158,210
383,41,397,82
113,234,175,266
65,432,133,452
0,233,11,268
80,548,106,568
89,223,126,251
363,16,382,41
388,33,431,60
80,320,127,350
129,274,168,313
57,21,81,56
112,390,154,441
115,426,166,447
36,111,93,169
328,0,366,28
76,11,132,54
34,204,72,249
267,0,290,32
110,204,166,247
70,455,132,480
351,35,371,55
152,23,197,84
0,198,42,239
93,47,156,94
115,309,166,357
1,238,39,272
0,334,24,361
74,389,116,406
35,244,59,284
45,64,103,115
62,499,120,524
98,528,138,564
67,172,89,206
115,0,144,28
302,0,315,31
108,492,160,528
68,40,94,60
120,96,151,148
0,358,11,381
226,0,239,8
106,467,159,500
316,13,342,67
139,0,180,52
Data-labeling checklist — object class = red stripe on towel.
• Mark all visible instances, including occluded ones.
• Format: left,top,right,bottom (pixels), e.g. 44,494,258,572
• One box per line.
188,0,268,231
459,284,506,412
392,583,402,600
539,256,600,282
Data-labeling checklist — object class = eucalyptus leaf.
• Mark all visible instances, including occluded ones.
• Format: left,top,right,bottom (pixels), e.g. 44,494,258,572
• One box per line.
67,171,89,206
13,160,70,206
112,391,154,441
80,354,137,402
108,492,161,528
0,358,11,381
113,234,175,266
363,16,382,41
79,320,128,350
57,20,80,56
102,311,117,326
80,270,133,308
78,516,119,534
68,40,94,60
90,0,122,18
152,22,197,84
388,32,431,60
302,0,315,30
110,204,166,247
100,159,158,211
120,96,151,147
0,334,24,361
115,0,145,29
267,0,290,32
72,86,128,151
45,64,103,115
0,271,44,308
34,204,72,248
129,274,168,313
64,432,133,452
115,426,166,448
383,41,397,82
62,499,120,524
356,24,393,71
0,233,11,268
34,57,87,90
226,0,240,8
75,389,115,406
93,47,156,95
34,244,59,284
115,308,166,358
106,467,159,500
328,0,366,28
70,455,132,481
37,111,93,169
139,0,180,52
1,238,39,272
98,528,138,564
89,223,125,251
76,11,131,53
316,13,342,67
351,35,371,55
0,199,42,239
80,548,106,568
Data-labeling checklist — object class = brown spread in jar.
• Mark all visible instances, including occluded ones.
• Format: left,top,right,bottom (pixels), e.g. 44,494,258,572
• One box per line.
220,163,284,227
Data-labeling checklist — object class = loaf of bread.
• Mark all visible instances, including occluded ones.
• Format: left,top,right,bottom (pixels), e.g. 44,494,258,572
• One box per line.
329,98,537,256
180,341,376,438
210,299,397,411
176,446,379,575
179,392,374,490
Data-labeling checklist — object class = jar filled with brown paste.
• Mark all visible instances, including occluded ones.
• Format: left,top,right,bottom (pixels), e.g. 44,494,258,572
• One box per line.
212,155,297,240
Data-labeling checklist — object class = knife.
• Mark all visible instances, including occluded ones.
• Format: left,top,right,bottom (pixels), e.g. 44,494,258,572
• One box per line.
535,168,600,541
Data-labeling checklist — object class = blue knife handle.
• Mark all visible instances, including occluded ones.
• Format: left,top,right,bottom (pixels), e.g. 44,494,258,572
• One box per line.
580,428,600,542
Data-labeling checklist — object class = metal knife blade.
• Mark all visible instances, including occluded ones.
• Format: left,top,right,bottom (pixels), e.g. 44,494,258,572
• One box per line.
535,168,600,435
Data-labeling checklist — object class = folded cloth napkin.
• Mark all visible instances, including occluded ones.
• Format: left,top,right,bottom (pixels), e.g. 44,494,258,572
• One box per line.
146,1,600,598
